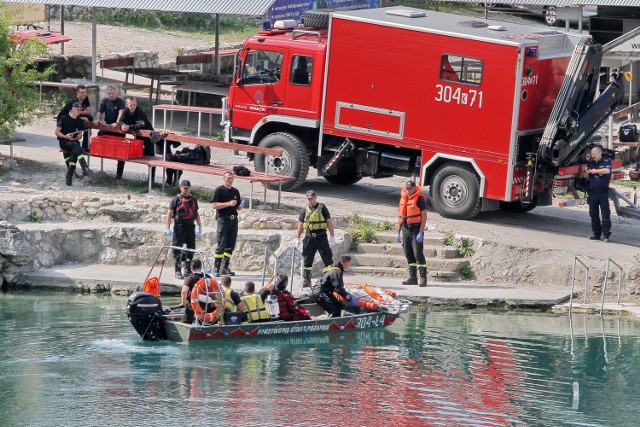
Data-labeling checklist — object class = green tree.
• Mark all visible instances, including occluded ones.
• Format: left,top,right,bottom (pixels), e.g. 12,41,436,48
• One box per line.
0,7,54,137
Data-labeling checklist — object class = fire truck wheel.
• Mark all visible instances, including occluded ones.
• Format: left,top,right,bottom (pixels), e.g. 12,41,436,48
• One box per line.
255,132,309,191
323,158,362,185
499,197,538,213
303,9,333,29
430,164,481,220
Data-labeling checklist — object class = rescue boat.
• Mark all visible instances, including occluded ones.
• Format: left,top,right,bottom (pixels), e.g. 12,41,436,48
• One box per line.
126,246,411,343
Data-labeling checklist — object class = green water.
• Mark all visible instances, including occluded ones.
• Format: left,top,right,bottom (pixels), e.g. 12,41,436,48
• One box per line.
1,291,640,426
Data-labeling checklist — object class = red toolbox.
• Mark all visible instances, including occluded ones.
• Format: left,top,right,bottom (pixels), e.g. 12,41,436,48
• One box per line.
90,135,144,160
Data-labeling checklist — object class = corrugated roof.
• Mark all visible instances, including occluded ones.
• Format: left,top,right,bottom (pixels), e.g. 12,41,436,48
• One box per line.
446,0,638,5
2,0,276,16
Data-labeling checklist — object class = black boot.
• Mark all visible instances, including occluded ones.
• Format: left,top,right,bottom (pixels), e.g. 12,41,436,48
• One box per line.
184,259,192,276
220,257,235,276
150,167,156,184
175,264,184,280
79,157,93,176
166,169,174,186
116,161,125,179
66,165,76,186
418,267,427,287
213,257,222,276
303,270,312,288
401,266,418,286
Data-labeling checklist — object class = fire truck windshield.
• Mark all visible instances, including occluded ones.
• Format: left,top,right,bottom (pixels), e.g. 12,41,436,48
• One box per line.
242,50,283,85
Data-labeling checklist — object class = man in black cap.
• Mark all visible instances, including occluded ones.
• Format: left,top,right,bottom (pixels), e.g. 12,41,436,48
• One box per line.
55,102,91,185
166,179,202,279
210,171,245,276
57,84,93,152
295,189,335,288
396,179,428,287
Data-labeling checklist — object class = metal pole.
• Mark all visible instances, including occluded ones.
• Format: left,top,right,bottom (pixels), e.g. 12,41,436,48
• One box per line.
608,115,614,150
60,6,65,55
91,8,97,83
215,14,221,76
261,246,268,286
584,269,589,304
289,247,295,292
601,261,610,316
569,257,577,313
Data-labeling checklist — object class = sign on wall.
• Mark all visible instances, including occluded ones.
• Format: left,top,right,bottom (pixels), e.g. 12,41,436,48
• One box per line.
268,0,380,25
4,3,46,25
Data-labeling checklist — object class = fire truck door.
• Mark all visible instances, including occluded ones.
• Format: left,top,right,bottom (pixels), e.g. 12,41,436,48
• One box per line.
284,54,316,116
233,48,287,130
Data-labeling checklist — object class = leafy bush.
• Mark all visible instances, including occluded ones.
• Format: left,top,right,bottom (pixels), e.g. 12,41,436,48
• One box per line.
456,237,475,258
444,232,455,246
460,264,474,279
347,214,392,249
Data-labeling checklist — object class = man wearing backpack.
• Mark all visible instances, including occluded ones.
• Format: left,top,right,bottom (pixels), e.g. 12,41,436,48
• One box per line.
165,180,203,279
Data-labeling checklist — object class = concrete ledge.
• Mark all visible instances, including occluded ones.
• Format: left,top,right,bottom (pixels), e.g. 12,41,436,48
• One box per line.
553,302,640,318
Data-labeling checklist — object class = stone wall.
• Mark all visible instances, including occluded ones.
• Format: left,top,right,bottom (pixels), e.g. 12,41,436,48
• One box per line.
36,55,92,81
0,196,351,287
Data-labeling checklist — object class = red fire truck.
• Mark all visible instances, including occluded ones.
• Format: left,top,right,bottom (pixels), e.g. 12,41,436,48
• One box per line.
222,6,630,219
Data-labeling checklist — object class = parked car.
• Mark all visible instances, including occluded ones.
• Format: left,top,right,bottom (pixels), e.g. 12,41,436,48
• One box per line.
521,5,598,27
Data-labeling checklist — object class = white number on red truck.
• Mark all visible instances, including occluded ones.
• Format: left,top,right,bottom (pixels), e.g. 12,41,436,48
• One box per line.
435,85,483,108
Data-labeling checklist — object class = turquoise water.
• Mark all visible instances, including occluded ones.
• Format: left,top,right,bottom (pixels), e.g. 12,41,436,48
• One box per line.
1,291,640,426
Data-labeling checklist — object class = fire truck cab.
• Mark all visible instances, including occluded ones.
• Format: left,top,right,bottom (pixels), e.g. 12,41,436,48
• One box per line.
224,7,623,219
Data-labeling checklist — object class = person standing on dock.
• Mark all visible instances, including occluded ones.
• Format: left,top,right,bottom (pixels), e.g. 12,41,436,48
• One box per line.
295,190,335,288
396,179,428,287
585,145,612,242
166,180,202,279
210,171,244,276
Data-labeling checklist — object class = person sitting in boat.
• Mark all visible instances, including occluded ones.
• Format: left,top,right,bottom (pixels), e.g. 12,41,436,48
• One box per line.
241,281,271,323
312,255,360,318
220,275,247,324
271,273,314,321
179,259,211,323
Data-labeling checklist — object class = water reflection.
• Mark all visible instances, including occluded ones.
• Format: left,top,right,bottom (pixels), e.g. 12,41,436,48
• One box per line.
2,293,640,426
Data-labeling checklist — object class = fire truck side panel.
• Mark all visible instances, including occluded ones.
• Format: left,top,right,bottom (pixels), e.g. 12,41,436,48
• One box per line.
323,16,520,201
517,55,570,131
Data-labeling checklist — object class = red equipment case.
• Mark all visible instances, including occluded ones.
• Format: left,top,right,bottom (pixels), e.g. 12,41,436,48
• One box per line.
90,135,144,160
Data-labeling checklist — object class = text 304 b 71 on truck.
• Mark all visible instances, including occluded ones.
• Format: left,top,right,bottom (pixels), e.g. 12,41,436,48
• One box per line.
221,6,624,219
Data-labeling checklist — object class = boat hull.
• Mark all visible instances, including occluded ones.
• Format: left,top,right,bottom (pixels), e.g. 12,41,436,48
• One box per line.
163,311,398,342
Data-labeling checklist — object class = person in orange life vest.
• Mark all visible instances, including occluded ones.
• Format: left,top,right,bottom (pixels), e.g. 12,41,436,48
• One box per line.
271,273,314,321
166,180,202,279
179,259,211,324
396,179,428,287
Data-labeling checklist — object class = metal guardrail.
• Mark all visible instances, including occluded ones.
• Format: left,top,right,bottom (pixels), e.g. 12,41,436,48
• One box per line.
261,245,304,293
601,258,623,316
569,257,590,314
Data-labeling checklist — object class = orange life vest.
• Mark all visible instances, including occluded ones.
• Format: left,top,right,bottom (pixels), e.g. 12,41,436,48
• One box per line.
398,186,427,225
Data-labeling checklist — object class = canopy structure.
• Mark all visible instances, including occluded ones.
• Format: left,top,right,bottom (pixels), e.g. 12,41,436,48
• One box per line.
3,0,277,81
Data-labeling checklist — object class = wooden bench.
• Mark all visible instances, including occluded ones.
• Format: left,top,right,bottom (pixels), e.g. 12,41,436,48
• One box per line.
1,136,26,158
128,156,294,208
152,104,222,137
85,123,292,208
99,56,147,93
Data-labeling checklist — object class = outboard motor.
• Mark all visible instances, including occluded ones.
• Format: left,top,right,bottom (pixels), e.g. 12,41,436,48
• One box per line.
126,292,166,341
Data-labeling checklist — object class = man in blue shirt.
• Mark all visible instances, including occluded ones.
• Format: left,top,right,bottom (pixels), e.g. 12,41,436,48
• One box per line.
585,146,612,242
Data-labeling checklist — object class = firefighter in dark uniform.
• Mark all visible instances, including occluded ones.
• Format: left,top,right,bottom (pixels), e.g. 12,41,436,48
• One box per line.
179,259,209,323
295,190,335,288
96,85,126,178
55,102,90,186
165,180,202,279
57,84,93,152
312,255,360,317
585,145,612,242
211,171,244,276
396,179,428,287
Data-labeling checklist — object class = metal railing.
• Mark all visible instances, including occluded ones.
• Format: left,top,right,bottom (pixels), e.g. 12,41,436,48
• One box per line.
600,258,623,316
261,245,304,293
569,257,590,314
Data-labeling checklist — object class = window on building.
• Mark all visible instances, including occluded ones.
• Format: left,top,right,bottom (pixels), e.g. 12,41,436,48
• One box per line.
440,54,483,85
290,55,313,86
